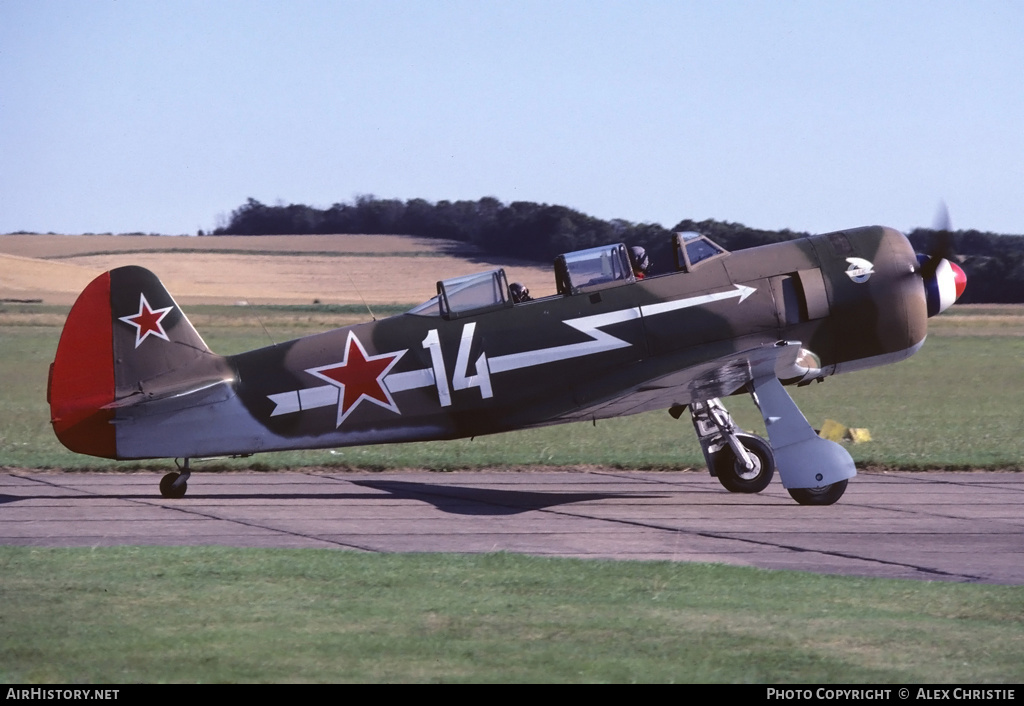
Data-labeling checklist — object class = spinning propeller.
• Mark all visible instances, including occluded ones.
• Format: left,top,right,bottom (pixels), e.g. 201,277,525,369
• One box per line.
916,201,967,316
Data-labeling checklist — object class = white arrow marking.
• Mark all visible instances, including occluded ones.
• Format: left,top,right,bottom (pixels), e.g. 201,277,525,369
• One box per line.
639,283,756,317
488,308,641,373
268,370,436,416
489,284,755,373
268,386,336,416
267,283,756,414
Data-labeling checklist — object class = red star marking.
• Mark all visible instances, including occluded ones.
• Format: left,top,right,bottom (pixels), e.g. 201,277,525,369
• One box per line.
118,293,174,348
306,331,406,427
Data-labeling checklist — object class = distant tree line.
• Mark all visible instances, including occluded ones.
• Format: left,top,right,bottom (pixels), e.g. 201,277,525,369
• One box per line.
213,196,1024,303
213,196,680,263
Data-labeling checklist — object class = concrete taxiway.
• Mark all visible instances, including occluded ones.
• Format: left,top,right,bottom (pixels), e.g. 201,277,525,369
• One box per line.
2,469,1022,584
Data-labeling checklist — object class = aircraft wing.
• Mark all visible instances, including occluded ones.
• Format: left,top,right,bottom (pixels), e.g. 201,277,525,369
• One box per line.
553,340,817,423
556,340,855,490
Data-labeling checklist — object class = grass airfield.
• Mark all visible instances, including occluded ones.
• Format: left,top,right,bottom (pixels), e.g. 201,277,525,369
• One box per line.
3,548,1022,684
1,233,1022,683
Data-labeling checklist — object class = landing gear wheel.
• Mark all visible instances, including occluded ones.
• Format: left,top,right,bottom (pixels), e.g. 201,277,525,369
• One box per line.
788,479,848,506
160,472,187,499
713,434,775,494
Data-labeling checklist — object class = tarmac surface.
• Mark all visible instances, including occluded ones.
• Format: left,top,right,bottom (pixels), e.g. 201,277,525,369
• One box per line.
2,468,1022,585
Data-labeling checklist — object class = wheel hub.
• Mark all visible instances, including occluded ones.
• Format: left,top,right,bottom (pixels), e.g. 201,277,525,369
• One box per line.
736,455,762,481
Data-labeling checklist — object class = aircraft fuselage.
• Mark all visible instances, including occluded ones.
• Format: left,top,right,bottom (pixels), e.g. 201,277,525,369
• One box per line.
96,226,927,459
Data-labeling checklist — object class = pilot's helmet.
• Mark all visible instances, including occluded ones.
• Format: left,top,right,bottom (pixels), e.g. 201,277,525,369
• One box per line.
630,246,651,276
509,282,531,303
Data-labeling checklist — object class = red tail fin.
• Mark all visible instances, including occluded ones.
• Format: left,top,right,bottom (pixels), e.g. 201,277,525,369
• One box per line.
49,266,215,459
49,272,116,457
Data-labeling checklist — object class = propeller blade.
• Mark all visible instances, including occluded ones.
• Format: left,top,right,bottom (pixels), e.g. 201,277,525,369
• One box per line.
919,199,955,281
933,199,951,233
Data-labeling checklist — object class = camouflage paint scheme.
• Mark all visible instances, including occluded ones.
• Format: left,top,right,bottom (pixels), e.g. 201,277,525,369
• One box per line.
48,226,963,503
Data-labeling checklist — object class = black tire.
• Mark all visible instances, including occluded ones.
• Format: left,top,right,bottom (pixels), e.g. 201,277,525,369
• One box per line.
159,472,187,499
788,479,848,506
713,434,775,493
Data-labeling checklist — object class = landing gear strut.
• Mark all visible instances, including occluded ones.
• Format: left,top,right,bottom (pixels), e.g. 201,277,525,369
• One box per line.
688,398,775,494
674,355,857,505
159,458,191,499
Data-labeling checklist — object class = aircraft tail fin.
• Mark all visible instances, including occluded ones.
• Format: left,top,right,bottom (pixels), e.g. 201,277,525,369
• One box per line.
49,266,226,459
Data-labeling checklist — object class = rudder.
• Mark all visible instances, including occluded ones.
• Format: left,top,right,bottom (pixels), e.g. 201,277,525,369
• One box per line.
49,266,221,459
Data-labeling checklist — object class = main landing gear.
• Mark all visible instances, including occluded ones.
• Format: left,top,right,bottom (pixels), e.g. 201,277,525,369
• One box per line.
687,399,775,494
680,392,851,506
159,458,191,499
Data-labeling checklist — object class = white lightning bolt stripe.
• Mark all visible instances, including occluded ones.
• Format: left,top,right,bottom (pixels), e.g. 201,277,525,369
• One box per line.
268,369,437,416
638,283,756,317
266,309,643,415
267,386,336,417
266,283,756,415
385,367,437,393
488,308,640,373
487,285,755,373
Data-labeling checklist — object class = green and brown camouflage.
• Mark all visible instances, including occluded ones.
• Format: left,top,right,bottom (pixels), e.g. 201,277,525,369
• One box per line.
48,226,965,504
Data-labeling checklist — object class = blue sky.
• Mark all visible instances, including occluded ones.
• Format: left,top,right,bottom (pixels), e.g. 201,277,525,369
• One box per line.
2,0,1022,236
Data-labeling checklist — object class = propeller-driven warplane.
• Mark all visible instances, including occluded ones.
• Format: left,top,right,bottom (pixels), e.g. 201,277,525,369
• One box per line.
48,226,965,504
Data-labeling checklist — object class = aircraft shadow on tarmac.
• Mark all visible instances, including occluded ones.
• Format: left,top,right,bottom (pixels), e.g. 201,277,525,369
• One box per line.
0,483,659,517
350,480,658,515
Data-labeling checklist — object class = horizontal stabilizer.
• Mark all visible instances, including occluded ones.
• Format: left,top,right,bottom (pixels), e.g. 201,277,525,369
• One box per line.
101,377,234,410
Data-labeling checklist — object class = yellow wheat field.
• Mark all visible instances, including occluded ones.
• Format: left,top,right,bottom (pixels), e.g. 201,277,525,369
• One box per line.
0,234,553,306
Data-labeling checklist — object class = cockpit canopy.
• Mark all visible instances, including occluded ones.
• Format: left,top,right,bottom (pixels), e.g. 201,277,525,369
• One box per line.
675,231,728,272
554,243,635,295
407,268,511,318
407,232,731,317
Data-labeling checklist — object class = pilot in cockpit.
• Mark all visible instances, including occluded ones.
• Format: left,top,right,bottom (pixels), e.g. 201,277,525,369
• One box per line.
509,282,532,303
629,246,652,280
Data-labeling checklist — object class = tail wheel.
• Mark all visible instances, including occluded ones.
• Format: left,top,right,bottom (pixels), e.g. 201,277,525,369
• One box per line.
788,479,848,506
159,472,187,499
713,434,775,493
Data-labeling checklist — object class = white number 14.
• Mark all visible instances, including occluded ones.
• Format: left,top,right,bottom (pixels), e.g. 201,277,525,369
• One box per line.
421,323,493,407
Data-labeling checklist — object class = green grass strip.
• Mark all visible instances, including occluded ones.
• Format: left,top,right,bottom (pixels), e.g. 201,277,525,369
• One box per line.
1,547,1021,683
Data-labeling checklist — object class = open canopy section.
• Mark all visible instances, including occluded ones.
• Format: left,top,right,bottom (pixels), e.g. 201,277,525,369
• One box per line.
554,243,635,295
407,268,511,318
